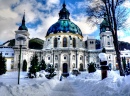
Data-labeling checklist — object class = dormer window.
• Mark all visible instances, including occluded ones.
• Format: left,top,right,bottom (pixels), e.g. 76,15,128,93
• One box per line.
5,53,8,55
90,41,94,44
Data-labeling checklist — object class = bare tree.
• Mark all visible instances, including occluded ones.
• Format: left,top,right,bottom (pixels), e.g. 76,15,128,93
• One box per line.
86,0,129,76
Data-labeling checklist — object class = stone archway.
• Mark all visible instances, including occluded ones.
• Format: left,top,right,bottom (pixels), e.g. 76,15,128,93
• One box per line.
63,63,68,73
79,63,84,71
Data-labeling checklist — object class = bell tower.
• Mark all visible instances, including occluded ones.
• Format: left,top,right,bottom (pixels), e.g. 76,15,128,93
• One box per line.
100,14,114,49
14,12,30,49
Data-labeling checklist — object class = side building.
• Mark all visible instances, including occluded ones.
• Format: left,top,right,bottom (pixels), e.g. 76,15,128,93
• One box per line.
0,46,14,71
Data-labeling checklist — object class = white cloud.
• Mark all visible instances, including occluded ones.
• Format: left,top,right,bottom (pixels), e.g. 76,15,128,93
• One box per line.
0,0,19,9
120,36,130,43
118,29,130,43
29,16,59,40
0,1,19,43
123,0,130,8
13,0,39,23
0,0,39,44
47,0,60,5
0,0,99,44
118,30,125,38
70,14,98,35
2,0,130,46
76,1,87,9
0,8,18,19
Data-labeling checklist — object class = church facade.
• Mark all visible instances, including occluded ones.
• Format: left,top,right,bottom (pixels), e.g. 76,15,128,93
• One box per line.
7,3,123,72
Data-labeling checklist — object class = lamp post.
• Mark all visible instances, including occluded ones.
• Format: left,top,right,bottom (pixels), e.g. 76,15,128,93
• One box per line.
75,49,78,68
84,50,86,69
16,34,26,85
53,49,54,66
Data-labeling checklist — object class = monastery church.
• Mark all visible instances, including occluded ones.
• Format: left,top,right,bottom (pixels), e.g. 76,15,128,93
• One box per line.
1,2,124,73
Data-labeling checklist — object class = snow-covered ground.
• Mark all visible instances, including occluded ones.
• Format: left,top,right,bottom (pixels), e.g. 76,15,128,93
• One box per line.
0,70,130,96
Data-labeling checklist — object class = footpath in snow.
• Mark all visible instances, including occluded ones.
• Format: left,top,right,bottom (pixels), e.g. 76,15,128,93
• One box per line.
50,78,83,96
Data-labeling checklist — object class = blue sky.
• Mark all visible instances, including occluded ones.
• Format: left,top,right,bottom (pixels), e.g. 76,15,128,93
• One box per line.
0,0,130,44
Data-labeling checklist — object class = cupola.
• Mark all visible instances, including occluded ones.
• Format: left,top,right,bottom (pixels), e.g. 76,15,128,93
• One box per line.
100,13,110,33
18,12,28,31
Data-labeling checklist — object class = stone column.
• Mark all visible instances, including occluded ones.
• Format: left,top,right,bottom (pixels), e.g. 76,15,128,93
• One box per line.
75,50,78,68
51,50,53,63
58,52,61,71
84,51,85,68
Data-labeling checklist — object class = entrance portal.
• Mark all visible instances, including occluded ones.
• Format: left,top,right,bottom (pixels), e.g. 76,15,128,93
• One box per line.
63,63,68,73
79,64,84,71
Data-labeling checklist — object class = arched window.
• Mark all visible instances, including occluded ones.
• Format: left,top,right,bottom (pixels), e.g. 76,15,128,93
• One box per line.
63,55,67,60
54,38,57,47
72,55,75,60
64,56,67,60
48,57,50,60
108,42,110,45
63,37,67,47
80,56,83,60
73,63,75,68
55,63,58,69
55,55,58,60
73,38,76,47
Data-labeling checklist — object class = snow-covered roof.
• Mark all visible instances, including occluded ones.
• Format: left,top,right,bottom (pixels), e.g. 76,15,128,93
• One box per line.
0,46,14,57
88,49,102,52
105,47,115,50
87,36,95,39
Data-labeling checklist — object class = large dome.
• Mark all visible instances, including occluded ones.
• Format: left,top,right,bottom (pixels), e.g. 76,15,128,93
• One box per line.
46,2,83,37
46,20,82,36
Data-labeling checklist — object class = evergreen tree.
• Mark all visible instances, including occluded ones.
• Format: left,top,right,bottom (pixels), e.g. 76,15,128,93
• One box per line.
39,58,46,71
28,54,39,78
45,64,56,79
22,59,27,71
0,53,6,75
88,62,96,73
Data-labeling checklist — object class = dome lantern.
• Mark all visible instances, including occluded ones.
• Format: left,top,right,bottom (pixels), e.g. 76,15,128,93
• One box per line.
46,2,83,37
18,12,28,31
59,1,70,20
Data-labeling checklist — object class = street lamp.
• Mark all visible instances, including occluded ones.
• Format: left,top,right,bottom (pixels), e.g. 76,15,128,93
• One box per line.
75,49,78,68
16,34,26,85
51,48,55,66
